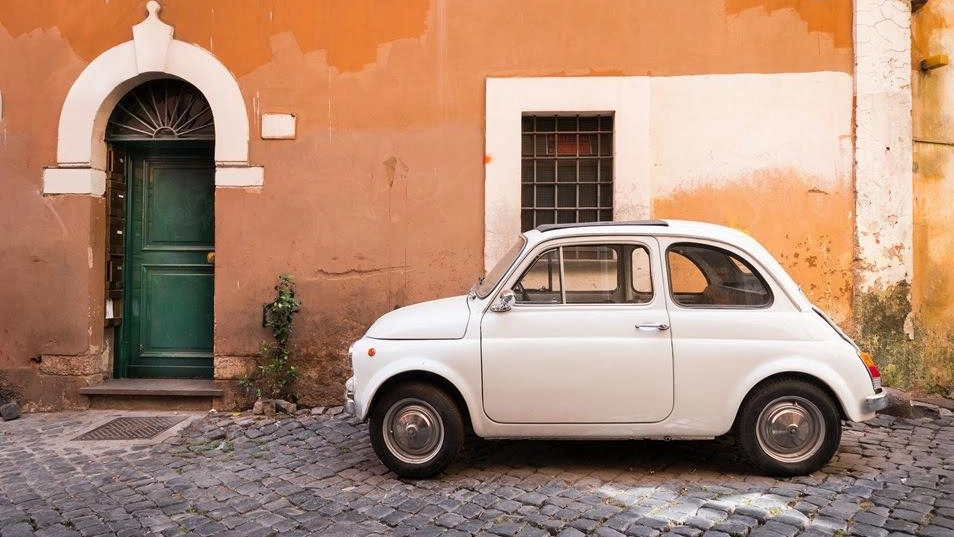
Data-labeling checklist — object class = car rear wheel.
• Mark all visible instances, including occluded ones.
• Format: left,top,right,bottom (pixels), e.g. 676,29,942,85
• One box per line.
369,382,463,478
737,379,841,476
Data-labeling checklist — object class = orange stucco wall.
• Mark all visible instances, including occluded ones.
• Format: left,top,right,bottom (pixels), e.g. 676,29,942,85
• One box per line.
0,1,853,408
912,1,954,332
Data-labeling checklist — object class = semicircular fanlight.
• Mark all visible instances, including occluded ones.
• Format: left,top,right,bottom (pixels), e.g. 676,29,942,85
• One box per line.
106,79,215,141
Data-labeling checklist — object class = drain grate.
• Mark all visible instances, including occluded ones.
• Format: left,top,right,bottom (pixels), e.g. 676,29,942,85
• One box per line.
74,416,187,441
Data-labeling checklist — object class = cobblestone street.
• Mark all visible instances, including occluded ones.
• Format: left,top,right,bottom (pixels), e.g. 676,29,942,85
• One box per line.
1,409,952,537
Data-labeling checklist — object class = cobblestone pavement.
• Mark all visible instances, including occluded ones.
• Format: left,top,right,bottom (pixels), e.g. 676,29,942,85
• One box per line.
1,408,953,537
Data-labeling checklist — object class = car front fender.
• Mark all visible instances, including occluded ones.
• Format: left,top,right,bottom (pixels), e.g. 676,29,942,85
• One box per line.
354,340,482,426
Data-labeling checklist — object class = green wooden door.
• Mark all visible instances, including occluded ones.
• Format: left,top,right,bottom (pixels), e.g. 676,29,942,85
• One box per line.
120,146,215,378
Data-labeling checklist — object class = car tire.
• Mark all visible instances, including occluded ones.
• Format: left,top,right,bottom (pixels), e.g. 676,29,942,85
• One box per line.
369,382,464,478
737,378,842,476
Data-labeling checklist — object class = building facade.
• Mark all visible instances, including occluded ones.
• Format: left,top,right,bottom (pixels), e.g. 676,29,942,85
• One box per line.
0,0,929,410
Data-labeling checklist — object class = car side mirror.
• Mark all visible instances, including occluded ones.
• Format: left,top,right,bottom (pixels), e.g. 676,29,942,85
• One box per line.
490,290,516,312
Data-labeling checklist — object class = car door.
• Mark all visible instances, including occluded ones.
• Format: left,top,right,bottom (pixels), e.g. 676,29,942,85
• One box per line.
660,239,808,426
480,238,674,424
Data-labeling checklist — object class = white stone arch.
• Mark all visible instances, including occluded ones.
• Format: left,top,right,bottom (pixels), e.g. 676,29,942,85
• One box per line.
43,1,262,194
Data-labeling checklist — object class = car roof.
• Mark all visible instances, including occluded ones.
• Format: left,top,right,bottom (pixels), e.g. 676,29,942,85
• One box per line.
528,219,757,245
522,219,810,309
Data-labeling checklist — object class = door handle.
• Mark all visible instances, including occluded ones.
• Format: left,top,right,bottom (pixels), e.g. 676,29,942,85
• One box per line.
206,251,216,264
635,322,670,331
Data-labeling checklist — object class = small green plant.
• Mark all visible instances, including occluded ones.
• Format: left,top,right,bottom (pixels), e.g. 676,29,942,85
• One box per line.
240,274,302,402
185,504,209,516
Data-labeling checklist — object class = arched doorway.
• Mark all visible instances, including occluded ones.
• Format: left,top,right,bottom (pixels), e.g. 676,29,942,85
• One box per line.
106,78,215,378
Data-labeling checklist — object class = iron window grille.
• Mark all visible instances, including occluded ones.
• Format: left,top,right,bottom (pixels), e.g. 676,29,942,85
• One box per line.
521,113,614,232
106,79,215,141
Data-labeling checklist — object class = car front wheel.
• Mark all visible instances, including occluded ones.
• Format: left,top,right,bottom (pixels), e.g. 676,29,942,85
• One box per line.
369,382,464,478
737,378,842,476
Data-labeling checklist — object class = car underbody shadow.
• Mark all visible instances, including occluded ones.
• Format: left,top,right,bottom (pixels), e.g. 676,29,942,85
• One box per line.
449,433,755,478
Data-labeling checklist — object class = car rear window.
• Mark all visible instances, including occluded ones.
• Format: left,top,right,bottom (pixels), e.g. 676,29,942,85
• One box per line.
667,243,772,308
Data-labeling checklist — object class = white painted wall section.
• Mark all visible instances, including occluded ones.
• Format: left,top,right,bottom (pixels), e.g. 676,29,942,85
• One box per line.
484,73,854,269
42,168,107,196
261,113,297,139
216,166,264,187
650,73,853,196
854,0,913,291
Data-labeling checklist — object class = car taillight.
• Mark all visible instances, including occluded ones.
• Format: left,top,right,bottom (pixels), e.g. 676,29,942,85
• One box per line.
859,351,882,391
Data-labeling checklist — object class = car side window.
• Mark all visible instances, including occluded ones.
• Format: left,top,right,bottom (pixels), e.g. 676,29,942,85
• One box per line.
563,245,619,304
513,244,653,305
514,249,562,304
667,243,772,308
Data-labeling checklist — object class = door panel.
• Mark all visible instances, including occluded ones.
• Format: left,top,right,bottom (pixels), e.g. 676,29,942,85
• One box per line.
481,306,674,423
140,265,214,356
123,147,214,378
480,239,674,424
144,166,214,247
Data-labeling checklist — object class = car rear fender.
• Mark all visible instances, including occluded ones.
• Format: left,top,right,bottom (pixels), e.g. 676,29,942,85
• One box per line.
728,358,871,428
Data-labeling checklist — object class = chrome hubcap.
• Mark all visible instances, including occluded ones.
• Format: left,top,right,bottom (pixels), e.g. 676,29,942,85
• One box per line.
756,396,825,463
382,398,444,464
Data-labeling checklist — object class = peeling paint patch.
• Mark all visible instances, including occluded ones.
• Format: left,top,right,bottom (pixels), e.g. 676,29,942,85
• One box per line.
653,170,855,324
725,0,851,49
854,0,913,293
0,0,431,76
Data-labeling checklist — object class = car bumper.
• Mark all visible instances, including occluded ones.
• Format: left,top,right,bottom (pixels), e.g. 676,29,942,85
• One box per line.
344,376,356,416
864,391,888,413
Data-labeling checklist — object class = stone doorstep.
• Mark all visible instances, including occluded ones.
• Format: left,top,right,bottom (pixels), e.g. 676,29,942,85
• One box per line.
79,378,223,397
80,379,223,410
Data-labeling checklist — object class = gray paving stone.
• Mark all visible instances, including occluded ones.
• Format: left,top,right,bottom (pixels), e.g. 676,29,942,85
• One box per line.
0,522,35,537
625,527,662,537
0,411,952,537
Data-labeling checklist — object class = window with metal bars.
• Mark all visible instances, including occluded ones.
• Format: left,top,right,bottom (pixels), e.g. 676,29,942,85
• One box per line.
521,113,614,232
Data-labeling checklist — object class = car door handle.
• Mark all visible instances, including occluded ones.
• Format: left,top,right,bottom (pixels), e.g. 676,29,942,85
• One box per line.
635,322,670,331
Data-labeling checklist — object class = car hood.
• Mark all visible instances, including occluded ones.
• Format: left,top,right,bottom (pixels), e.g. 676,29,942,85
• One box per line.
365,295,471,340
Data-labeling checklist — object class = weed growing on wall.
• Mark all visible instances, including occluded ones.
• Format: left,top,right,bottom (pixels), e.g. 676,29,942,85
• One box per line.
854,281,954,393
241,274,302,402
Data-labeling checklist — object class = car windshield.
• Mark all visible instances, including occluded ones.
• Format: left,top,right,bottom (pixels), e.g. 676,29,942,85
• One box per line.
475,237,527,298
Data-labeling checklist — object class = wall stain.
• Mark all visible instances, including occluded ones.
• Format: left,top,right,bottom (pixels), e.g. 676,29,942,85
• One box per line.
725,0,851,49
0,0,430,76
383,156,408,188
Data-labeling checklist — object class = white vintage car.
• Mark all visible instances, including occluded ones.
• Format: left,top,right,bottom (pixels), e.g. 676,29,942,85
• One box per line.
344,220,887,478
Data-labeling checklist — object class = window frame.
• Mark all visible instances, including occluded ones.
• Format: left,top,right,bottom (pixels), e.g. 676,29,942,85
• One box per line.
512,247,565,305
520,113,616,231
664,241,775,310
506,238,658,308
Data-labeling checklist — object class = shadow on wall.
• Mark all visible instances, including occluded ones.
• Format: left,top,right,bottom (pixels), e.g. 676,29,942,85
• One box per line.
852,281,954,394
